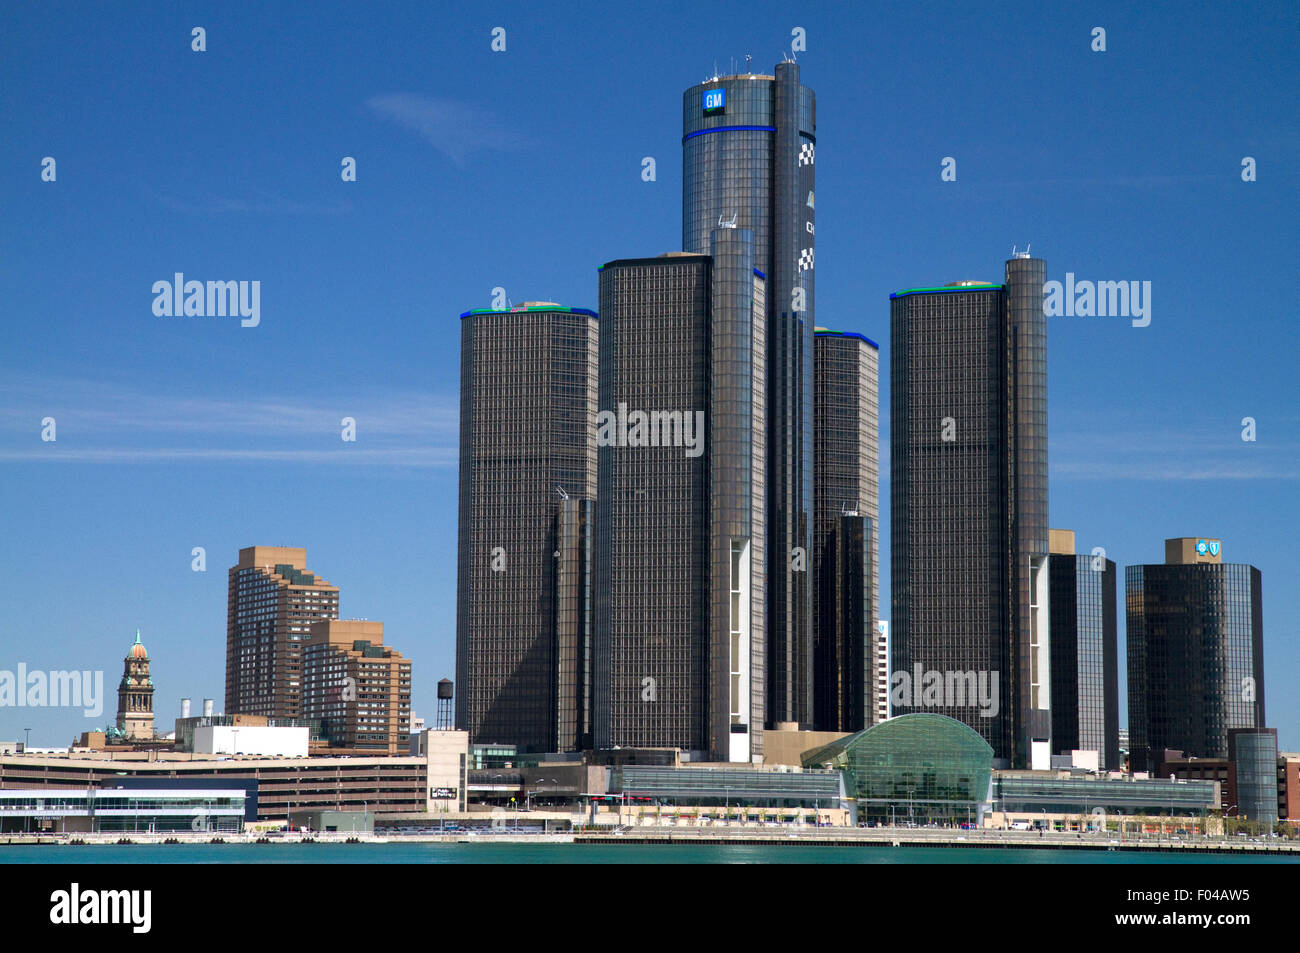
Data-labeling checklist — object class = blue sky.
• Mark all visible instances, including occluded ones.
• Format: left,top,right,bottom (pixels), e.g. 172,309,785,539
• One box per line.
2,1,1297,749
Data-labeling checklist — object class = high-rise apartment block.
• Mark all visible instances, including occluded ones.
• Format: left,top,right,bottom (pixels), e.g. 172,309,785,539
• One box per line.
889,255,1051,768
1048,529,1120,771
302,619,411,755
455,304,599,752
812,328,880,732
226,546,339,719
1127,537,1265,772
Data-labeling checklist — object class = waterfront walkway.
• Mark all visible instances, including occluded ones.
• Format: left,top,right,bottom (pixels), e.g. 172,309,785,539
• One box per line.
3,826,1296,855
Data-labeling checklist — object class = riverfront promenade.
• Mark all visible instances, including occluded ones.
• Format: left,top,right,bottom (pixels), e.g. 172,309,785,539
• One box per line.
3,825,1297,856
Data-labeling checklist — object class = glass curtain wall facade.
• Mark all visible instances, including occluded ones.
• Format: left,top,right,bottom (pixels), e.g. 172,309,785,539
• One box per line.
595,256,712,752
813,329,880,732
1004,255,1051,766
706,229,767,762
553,497,594,752
802,713,994,825
1126,560,1266,770
889,255,1051,768
1049,551,1119,770
683,62,816,729
455,305,599,752
594,243,766,761
1229,728,1279,824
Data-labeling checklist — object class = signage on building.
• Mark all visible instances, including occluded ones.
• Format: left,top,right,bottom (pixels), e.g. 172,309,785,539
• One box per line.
703,88,725,114
1196,539,1220,557
429,787,457,799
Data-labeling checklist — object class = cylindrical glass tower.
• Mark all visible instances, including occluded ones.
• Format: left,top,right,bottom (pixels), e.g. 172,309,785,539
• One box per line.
683,61,817,728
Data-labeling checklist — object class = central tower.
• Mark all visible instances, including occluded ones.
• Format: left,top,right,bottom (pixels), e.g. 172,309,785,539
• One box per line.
682,61,816,727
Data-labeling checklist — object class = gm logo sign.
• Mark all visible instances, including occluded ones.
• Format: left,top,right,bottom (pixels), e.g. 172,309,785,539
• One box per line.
1195,539,1220,557
703,88,725,113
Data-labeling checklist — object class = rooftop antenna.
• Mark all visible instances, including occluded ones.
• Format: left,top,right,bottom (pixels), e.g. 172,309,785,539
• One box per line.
745,53,752,75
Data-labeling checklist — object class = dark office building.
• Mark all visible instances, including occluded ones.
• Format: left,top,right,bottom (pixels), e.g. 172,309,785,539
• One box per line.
226,546,340,719
683,61,816,728
1127,537,1266,772
812,329,880,732
1048,529,1120,770
889,254,1051,769
455,304,598,752
594,233,766,761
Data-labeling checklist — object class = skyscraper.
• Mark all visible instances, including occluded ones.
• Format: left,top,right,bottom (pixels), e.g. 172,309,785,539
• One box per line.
1127,537,1266,772
683,61,816,728
455,303,599,752
226,546,340,719
1048,529,1119,771
812,328,880,732
889,254,1051,768
594,234,766,760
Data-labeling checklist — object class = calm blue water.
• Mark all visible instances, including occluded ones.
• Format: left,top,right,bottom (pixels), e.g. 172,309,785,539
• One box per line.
3,843,1296,864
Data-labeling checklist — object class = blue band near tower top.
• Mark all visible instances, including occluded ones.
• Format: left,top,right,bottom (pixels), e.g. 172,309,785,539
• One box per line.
460,306,597,319
682,125,776,143
815,329,880,349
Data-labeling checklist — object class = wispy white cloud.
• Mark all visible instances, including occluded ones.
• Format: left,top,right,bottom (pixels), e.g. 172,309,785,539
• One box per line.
0,447,455,466
1053,460,1296,481
0,376,458,466
1051,417,1298,481
366,93,533,165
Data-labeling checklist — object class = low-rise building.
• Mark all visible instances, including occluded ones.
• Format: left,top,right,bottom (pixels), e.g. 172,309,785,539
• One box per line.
0,751,431,822
990,772,1219,832
193,724,309,758
802,713,994,826
0,787,245,833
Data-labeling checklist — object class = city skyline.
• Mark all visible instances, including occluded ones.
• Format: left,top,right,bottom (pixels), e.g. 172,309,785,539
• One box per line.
2,3,1298,750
